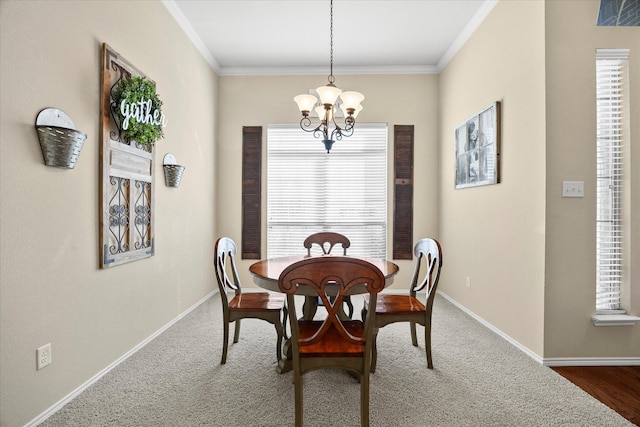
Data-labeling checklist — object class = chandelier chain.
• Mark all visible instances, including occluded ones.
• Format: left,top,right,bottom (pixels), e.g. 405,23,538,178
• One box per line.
329,0,334,84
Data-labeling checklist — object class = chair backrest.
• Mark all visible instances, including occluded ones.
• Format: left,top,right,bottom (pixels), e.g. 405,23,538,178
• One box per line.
214,237,242,304
278,256,384,350
303,232,351,256
409,238,443,309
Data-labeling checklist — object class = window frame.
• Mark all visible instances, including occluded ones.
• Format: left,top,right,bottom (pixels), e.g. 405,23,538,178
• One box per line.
592,48,639,326
266,123,388,259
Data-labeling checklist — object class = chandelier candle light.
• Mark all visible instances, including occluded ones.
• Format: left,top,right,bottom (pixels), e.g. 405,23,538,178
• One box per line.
293,0,364,153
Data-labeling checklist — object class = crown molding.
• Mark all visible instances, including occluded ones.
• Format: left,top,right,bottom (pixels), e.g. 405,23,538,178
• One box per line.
164,0,496,77
216,64,439,77
161,0,221,73
437,0,499,71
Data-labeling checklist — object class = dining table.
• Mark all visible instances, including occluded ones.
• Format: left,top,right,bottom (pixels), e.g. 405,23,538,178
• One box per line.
249,254,399,373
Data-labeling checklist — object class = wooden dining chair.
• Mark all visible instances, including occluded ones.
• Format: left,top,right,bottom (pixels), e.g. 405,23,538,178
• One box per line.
362,238,443,371
303,231,351,256
279,256,385,427
302,232,354,319
214,237,286,365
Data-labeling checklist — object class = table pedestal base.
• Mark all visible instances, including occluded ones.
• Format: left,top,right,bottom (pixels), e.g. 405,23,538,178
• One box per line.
302,296,349,320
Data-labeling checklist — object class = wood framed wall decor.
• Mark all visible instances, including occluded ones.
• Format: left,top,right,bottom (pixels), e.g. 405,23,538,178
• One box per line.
99,43,156,268
454,101,501,189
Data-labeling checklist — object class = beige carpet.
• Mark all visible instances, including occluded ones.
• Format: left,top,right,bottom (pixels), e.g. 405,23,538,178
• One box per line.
40,293,632,426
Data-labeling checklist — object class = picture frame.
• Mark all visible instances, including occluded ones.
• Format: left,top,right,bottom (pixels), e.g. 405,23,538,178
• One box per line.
454,101,501,189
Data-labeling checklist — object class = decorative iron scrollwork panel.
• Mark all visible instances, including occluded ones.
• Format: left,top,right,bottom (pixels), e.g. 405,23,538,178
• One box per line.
108,62,130,145
107,176,130,255
133,180,152,250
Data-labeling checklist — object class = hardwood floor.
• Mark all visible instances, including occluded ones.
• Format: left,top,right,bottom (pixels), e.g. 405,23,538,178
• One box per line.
551,366,640,426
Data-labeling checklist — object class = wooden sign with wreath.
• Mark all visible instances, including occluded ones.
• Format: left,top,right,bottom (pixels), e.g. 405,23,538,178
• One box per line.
99,43,166,268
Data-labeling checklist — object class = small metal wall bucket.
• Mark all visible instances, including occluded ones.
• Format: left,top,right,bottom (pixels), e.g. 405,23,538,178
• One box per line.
35,108,87,169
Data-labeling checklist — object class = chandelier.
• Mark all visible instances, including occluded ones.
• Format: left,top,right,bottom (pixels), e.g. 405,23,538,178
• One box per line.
293,0,364,153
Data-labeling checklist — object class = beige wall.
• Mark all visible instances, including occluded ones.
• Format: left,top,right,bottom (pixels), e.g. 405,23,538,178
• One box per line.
217,74,440,289
438,0,547,356
0,1,218,425
439,0,639,360
543,0,640,357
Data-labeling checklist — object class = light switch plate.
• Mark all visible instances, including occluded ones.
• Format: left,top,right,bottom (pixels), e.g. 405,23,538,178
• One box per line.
562,181,584,198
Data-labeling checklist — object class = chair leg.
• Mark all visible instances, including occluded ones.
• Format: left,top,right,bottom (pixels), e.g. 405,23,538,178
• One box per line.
221,319,229,365
274,318,283,363
282,306,289,339
302,296,317,320
370,330,378,374
345,296,354,319
361,367,370,427
361,305,368,322
425,322,433,369
294,371,303,427
233,319,241,343
410,321,418,347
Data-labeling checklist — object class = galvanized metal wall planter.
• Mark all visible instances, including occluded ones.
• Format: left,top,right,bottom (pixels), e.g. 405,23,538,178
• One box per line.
35,108,87,169
162,153,185,188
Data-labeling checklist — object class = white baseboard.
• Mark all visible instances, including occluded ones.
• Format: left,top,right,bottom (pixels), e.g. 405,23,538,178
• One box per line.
543,357,640,366
26,290,216,427
437,291,640,367
437,291,544,364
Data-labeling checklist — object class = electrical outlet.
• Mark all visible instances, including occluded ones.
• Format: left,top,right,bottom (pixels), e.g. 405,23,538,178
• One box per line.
37,343,51,370
466,277,471,288
562,181,584,198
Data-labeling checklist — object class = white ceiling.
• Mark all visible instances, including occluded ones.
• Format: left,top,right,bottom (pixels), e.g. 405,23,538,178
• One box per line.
163,0,497,76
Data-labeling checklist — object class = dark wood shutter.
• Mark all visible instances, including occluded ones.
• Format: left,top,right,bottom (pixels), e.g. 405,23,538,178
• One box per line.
242,126,262,259
393,125,414,259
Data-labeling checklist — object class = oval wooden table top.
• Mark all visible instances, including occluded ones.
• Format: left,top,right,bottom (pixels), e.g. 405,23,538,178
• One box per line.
249,255,399,295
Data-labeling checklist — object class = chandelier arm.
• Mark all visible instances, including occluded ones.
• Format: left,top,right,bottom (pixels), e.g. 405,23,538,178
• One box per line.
339,124,355,138
331,116,356,140
299,118,324,136
299,116,313,130
315,127,330,141
328,112,342,133
330,127,343,142
343,115,355,131
299,116,332,142
328,110,355,131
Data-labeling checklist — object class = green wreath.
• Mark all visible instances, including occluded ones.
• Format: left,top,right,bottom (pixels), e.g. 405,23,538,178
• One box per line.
113,76,165,147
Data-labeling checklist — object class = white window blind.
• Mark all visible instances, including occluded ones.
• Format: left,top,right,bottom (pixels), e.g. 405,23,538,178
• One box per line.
267,123,387,258
595,49,629,312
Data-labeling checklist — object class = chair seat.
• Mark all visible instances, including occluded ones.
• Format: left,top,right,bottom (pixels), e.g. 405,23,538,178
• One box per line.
298,320,365,357
229,292,286,311
364,294,426,314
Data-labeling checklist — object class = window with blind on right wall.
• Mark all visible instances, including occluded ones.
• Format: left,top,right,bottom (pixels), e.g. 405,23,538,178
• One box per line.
593,48,639,326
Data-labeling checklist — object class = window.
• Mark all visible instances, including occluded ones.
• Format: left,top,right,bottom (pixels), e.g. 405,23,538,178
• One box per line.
267,123,387,258
595,49,630,314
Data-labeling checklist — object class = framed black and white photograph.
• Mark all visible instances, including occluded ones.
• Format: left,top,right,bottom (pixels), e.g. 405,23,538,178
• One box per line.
454,101,501,189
